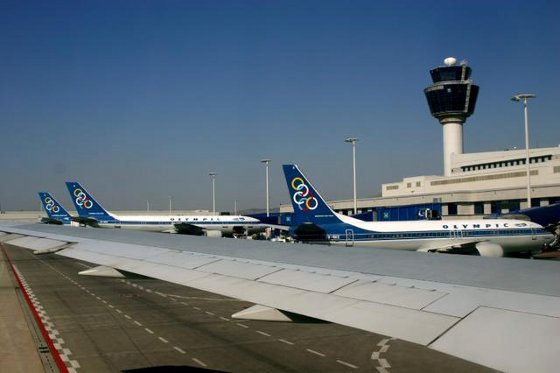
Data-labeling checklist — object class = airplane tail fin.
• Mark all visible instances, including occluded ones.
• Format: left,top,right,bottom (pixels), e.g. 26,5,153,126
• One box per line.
282,164,342,225
65,182,114,220
38,192,71,224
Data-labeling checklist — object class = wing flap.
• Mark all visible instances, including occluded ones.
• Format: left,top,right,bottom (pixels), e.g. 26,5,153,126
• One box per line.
333,280,449,310
431,307,560,373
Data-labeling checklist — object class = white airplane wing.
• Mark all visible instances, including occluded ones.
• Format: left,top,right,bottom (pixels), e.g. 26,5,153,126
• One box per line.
2,223,560,373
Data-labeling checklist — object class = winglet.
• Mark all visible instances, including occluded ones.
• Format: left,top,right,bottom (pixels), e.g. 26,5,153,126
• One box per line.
282,164,342,225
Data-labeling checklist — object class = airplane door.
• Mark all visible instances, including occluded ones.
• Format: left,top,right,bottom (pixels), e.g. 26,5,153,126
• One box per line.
345,229,354,247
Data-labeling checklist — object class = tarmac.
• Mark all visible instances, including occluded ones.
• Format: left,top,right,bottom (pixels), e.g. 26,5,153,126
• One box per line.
0,242,57,372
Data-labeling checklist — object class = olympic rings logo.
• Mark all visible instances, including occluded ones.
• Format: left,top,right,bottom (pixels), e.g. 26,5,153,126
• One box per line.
291,177,318,211
73,188,93,209
44,197,60,213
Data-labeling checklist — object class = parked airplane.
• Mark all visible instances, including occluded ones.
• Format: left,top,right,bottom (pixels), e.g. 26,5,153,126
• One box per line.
38,192,72,225
65,181,265,236
282,164,556,257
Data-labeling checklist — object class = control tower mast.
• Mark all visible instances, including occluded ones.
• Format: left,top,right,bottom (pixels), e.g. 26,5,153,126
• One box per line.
424,57,479,176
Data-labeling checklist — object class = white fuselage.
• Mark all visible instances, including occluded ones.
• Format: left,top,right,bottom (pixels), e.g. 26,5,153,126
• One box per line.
93,213,264,235
328,214,554,255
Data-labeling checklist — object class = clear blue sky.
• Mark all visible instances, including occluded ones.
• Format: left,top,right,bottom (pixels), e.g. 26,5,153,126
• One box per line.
1,0,559,212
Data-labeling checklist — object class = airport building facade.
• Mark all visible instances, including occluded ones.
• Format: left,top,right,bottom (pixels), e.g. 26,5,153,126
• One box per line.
280,57,560,220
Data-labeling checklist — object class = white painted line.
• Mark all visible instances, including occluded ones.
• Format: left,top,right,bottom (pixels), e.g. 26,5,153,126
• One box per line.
236,323,249,329
279,339,294,345
205,311,215,316
306,349,326,357
336,360,358,369
181,302,189,306
192,358,207,367
134,321,142,326
145,328,154,334
257,330,271,337
124,314,132,320
219,317,230,322
194,306,201,311
174,346,186,354
158,337,169,343
108,304,114,308
116,309,123,314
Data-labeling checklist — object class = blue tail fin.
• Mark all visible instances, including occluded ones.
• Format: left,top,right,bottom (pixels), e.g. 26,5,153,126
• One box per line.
65,182,114,221
282,164,342,225
38,192,71,224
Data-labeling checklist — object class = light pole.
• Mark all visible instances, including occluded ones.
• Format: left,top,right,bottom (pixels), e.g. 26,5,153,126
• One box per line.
511,94,536,208
344,137,359,215
260,159,271,217
168,196,172,213
209,172,217,214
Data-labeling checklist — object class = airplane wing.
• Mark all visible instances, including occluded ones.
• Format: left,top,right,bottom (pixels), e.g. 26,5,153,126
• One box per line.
2,223,560,373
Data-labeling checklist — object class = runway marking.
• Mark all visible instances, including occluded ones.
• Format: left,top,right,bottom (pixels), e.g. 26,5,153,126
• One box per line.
279,339,294,345
306,348,326,357
25,256,210,368
371,337,396,373
60,267,372,371
337,360,359,369
11,264,81,372
192,358,207,367
174,346,186,354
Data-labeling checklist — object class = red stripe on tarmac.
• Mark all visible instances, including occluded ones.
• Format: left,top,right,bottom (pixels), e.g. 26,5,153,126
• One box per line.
1,244,69,373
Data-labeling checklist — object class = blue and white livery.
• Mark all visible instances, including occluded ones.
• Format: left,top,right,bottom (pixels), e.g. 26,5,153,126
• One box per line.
65,181,265,236
38,192,72,225
283,164,555,257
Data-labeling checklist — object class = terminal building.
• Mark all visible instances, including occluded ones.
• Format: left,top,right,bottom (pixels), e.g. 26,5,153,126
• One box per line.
280,57,560,221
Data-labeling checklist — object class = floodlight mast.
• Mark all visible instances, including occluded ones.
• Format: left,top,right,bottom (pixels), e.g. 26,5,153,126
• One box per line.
344,137,359,215
260,159,271,217
511,94,536,208
209,172,217,214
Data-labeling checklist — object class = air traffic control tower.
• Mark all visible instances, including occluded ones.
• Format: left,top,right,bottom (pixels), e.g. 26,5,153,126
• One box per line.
424,57,479,176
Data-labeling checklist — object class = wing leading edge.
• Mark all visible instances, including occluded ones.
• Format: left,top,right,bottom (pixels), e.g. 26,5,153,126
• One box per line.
2,224,560,373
